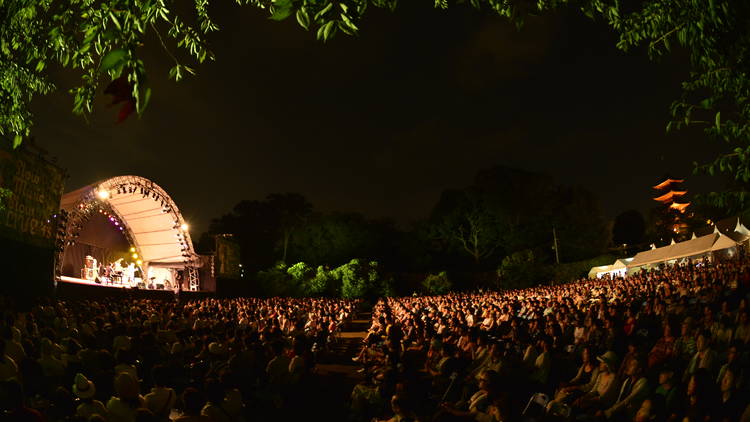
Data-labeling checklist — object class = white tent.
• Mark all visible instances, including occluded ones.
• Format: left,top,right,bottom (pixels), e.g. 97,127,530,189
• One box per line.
627,232,737,270
588,257,632,278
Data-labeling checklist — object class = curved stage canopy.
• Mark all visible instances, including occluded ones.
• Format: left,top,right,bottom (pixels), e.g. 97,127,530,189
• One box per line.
56,175,201,290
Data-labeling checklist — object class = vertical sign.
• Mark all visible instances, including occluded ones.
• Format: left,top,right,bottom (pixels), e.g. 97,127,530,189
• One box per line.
0,143,66,247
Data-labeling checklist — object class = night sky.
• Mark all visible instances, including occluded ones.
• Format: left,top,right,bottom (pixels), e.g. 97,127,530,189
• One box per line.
30,3,723,234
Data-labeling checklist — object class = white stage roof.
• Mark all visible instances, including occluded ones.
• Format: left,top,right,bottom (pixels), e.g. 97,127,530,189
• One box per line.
60,176,196,268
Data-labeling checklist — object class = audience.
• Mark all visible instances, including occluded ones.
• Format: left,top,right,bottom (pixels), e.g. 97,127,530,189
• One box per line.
351,258,750,422
0,296,357,421
1,256,750,421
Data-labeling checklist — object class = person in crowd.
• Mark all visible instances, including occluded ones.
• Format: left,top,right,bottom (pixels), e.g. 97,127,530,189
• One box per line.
174,387,210,422
0,338,19,381
600,358,649,421
652,365,680,420
107,371,145,422
144,364,176,422
72,372,106,419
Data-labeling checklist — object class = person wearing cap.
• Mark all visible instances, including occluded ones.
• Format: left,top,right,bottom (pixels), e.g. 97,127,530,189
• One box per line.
73,372,106,419
570,351,620,414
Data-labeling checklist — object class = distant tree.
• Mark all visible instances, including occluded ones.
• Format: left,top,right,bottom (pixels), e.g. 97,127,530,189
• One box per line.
207,193,312,271
288,212,400,267
497,249,537,290
331,259,391,299
266,193,313,264
422,271,452,295
431,189,504,266
551,186,610,261
430,166,609,269
612,210,646,246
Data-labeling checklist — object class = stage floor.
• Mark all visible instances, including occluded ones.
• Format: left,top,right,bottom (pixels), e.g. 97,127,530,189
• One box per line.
57,276,180,292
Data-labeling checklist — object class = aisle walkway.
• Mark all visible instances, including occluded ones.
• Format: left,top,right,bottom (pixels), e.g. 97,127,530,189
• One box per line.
305,311,371,420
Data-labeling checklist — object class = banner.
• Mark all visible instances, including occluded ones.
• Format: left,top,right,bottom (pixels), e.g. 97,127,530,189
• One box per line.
215,235,241,279
0,141,66,248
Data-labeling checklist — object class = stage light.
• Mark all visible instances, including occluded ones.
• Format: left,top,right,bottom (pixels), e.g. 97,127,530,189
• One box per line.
136,259,142,265
132,253,138,259
97,190,110,200
181,223,189,231
130,247,136,252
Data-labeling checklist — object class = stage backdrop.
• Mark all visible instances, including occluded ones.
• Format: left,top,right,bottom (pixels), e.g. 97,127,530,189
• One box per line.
60,213,130,278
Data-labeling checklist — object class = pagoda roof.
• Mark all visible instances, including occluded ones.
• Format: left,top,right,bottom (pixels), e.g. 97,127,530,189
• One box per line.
653,190,687,202
670,202,691,213
653,178,684,190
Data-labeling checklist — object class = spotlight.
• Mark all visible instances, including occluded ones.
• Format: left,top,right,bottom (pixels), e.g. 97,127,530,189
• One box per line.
130,247,136,253
136,259,142,265
180,223,189,231
97,190,110,200
132,253,138,259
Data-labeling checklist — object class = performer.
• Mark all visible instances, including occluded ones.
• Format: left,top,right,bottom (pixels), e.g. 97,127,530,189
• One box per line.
104,263,113,284
125,263,136,287
113,258,124,284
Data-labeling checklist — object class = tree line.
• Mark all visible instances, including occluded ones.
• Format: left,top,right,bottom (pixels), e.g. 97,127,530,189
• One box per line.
198,165,643,295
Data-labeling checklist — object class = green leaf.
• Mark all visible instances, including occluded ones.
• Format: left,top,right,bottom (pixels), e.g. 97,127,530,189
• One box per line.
314,3,333,22
322,21,335,41
140,87,152,114
109,11,122,30
715,111,721,131
341,13,358,32
296,8,310,30
100,48,127,72
270,6,293,21
13,135,23,149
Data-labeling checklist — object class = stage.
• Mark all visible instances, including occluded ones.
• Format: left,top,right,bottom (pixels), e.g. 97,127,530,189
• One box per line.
55,176,216,294
55,276,213,300
57,275,178,290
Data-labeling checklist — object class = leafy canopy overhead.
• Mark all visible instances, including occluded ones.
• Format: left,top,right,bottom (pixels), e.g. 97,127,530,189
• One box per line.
2,0,749,193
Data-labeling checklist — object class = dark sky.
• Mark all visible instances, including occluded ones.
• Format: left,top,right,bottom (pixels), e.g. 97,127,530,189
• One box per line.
31,3,723,234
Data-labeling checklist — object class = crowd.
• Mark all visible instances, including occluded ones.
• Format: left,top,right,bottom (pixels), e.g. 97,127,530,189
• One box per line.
350,259,750,422
0,296,358,421
3,258,750,422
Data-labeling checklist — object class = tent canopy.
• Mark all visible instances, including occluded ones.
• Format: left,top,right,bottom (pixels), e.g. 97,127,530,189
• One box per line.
628,233,736,268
